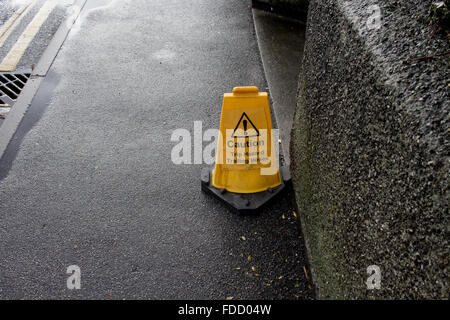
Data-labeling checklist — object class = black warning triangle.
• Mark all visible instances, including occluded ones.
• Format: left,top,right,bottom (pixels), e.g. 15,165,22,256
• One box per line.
231,112,260,138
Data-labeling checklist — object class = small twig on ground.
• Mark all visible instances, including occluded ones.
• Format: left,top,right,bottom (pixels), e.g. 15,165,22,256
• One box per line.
402,51,450,63
303,266,310,282
430,25,440,38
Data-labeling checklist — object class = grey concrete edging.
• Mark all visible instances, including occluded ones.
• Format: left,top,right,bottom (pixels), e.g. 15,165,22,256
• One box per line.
252,8,306,166
252,0,309,21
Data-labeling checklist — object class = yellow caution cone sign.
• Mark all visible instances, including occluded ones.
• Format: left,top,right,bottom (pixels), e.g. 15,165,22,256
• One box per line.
201,86,290,213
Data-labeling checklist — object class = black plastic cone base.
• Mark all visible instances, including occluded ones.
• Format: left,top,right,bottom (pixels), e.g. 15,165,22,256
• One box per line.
201,166,291,214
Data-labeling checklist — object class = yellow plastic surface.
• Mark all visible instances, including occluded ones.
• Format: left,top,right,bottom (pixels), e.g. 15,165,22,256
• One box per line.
212,86,282,193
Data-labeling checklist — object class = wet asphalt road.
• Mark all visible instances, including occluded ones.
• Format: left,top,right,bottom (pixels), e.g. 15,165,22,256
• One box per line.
0,0,72,126
0,0,312,299
0,0,71,71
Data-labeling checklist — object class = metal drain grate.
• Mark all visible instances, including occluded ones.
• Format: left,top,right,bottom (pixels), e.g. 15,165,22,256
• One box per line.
0,73,31,119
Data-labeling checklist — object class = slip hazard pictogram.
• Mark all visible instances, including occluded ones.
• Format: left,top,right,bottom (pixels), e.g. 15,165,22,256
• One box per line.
231,112,260,138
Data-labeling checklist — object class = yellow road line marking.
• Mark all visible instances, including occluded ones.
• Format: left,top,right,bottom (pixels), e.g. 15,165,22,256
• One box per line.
0,1,36,48
0,2,30,39
0,0,58,72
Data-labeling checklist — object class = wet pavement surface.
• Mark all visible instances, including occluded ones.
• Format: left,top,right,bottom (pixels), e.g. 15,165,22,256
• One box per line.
0,0,313,299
